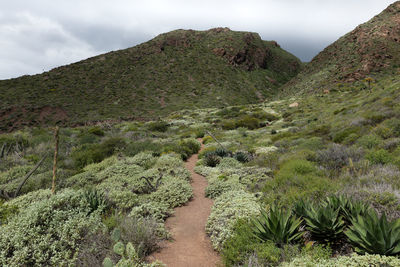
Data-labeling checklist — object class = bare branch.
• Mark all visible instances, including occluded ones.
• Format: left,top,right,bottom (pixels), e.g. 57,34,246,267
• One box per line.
14,154,47,198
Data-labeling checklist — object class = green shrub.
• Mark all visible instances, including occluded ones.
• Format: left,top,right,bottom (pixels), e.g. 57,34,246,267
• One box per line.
366,149,393,165
263,159,333,207
177,139,201,160
124,140,163,157
385,118,400,137
356,134,383,149
72,137,126,169
252,206,303,247
373,125,393,139
221,115,262,130
87,126,105,136
222,219,264,266
332,127,360,143
346,210,400,256
147,121,169,132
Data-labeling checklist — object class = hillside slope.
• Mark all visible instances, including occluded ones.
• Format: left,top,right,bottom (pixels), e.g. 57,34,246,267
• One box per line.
283,1,400,94
0,28,302,132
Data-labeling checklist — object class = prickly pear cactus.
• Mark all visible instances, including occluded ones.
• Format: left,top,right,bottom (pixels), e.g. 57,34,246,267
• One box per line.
102,257,114,267
113,241,125,256
111,228,121,242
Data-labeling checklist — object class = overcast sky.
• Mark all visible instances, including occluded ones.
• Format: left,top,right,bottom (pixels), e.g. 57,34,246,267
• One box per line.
0,0,396,79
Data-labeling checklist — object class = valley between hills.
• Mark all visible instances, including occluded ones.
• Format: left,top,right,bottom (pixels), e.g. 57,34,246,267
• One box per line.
0,1,400,267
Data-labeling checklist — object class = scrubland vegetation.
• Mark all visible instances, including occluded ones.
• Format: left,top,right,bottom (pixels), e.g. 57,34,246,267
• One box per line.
1,73,400,266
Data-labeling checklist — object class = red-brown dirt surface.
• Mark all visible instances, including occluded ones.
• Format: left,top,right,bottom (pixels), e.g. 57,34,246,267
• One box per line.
148,142,221,267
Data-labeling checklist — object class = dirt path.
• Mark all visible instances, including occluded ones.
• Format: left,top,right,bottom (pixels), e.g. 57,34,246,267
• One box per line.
149,141,221,267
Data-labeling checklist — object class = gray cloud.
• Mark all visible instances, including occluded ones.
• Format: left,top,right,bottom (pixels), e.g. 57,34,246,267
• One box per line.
0,0,397,79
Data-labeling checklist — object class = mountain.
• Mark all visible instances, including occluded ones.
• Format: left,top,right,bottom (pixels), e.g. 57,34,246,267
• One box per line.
283,1,400,94
0,28,302,132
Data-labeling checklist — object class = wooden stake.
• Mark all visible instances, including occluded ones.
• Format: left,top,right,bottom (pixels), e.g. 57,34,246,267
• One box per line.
51,126,59,194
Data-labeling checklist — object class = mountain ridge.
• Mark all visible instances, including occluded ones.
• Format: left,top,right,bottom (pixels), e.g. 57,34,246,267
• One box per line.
0,27,302,132
282,1,400,94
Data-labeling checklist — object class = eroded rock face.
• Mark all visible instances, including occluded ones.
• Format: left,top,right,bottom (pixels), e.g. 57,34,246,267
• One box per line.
212,33,273,71
311,1,400,82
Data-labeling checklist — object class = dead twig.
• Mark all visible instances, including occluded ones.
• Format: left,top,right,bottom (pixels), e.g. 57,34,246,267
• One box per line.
206,130,226,150
14,154,47,198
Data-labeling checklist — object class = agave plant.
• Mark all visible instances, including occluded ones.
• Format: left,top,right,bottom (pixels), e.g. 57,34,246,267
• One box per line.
293,199,313,219
82,188,108,214
324,195,371,225
234,151,252,163
252,206,303,247
204,153,221,167
345,211,400,256
214,148,231,158
304,205,345,243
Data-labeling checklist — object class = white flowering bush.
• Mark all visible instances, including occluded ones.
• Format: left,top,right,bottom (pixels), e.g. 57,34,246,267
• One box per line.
194,165,222,177
205,179,244,199
206,190,260,250
218,157,242,169
124,152,156,169
0,189,104,266
255,146,278,155
150,178,193,208
4,189,52,210
129,201,172,222
281,253,400,267
154,153,184,169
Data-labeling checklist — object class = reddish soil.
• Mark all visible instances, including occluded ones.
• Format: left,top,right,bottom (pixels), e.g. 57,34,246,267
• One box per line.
148,141,221,267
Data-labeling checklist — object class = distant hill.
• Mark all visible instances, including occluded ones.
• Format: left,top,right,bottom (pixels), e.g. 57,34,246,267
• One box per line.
0,28,302,132
283,1,400,94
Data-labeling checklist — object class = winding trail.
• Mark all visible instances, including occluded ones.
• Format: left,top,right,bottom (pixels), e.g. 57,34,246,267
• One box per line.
149,141,221,267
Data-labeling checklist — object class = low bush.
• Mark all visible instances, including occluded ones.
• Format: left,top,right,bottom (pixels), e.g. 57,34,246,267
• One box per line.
282,253,400,267
0,189,105,266
262,159,333,207
87,126,105,136
150,178,193,208
117,216,161,258
127,152,156,169
332,127,361,143
316,144,363,174
205,179,244,199
147,121,169,132
72,137,126,169
206,190,260,250
124,140,163,157
366,149,393,165
356,134,383,149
